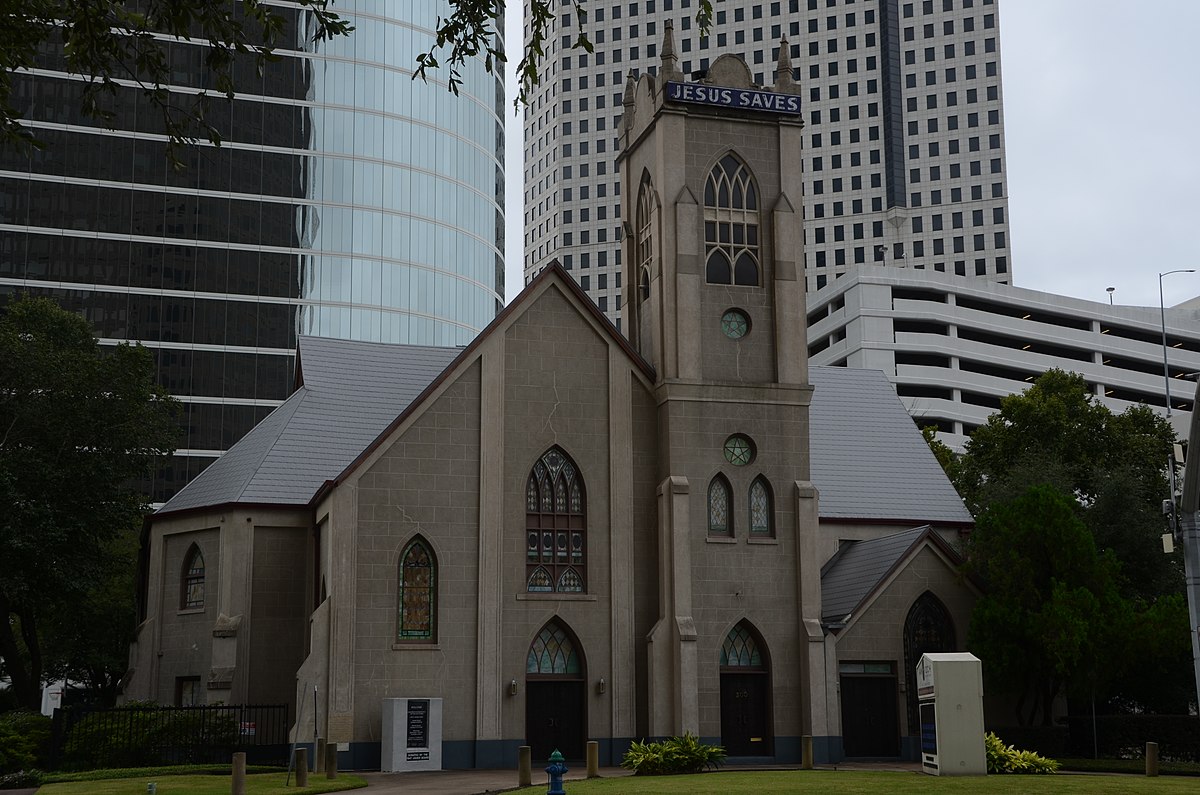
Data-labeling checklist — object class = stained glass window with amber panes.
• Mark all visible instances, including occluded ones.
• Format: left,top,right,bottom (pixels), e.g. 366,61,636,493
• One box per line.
397,538,436,641
525,447,586,593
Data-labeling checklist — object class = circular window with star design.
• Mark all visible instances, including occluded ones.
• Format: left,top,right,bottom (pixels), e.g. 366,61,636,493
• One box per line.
723,434,756,466
720,308,750,339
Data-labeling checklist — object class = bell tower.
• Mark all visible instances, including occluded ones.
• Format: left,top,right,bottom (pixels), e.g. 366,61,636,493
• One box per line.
617,29,827,751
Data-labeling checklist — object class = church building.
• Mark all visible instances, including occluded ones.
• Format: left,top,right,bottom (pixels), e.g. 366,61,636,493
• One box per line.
124,33,978,768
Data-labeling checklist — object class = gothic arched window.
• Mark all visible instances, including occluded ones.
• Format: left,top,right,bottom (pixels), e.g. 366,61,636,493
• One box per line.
397,538,436,641
708,474,732,536
704,153,761,287
903,592,956,735
637,173,655,301
749,476,773,536
181,545,205,610
526,447,586,593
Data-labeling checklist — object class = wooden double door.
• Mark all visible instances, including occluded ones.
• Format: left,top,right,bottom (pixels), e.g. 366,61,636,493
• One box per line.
840,668,900,757
525,680,586,761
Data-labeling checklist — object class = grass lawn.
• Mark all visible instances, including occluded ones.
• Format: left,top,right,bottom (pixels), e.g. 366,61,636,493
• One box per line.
38,772,367,794
516,769,1198,793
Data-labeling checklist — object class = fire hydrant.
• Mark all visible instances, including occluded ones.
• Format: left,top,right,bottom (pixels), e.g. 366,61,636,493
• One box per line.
545,749,568,795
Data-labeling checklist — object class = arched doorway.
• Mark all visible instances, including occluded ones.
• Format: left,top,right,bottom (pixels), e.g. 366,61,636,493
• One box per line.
525,620,586,760
719,621,772,756
903,592,956,737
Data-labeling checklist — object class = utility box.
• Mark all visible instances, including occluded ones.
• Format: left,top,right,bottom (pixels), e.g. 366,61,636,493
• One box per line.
382,698,443,772
916,652,986,776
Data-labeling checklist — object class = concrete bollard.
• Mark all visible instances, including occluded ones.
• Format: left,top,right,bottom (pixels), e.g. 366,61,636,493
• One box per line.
1146,742,1159,777
586,741,599,778
801,735,814,770
325,744,338,779
231,751,246,795
518,745,532,787
315,738,326,772
295,747,309,787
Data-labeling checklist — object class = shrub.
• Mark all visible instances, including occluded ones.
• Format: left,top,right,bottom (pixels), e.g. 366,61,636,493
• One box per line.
985,731,1059,774
0,769,44,790
58,703,238,770
621,732,726,775
0,712,52,774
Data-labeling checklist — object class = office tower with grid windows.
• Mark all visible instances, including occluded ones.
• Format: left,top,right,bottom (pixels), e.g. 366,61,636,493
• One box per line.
0,2,505,501
524,0,1011,328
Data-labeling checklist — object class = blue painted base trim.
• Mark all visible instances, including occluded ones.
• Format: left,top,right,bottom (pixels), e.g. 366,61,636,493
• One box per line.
337,735,857,770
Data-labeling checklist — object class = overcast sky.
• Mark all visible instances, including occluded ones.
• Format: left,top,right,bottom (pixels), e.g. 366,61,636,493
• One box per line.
502,1,1200,309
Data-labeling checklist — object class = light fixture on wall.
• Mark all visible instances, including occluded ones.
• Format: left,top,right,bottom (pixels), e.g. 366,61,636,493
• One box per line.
509,679,518,697
597,678,606,695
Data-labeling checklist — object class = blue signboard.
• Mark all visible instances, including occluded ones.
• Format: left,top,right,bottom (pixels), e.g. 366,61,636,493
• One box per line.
665,81,802,115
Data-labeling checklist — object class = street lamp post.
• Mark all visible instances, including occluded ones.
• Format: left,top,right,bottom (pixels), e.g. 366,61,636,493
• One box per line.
1159,268,1200,714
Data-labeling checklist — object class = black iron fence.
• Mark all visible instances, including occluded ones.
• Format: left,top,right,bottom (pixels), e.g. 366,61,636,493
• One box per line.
50,703,290,770
993,715,1200,762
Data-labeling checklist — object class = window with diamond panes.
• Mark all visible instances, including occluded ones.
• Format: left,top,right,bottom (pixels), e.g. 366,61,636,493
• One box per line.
397,538,436,641
526,622,582,675
720,622,766,670
749,477,773,536
526,447,587,593
704,153,761,286
181,545,205,610
708,474,733,536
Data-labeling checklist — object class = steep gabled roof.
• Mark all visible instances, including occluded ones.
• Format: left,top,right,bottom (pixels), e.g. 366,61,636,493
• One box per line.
159,337,459,513
159,268,972,528
809,366,972,526
820,526,967,625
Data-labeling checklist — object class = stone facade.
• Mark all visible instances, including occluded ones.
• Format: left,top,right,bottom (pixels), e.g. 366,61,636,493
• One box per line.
125,49,978,769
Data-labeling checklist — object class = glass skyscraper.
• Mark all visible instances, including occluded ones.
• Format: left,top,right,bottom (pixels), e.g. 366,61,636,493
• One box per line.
0,1,504,501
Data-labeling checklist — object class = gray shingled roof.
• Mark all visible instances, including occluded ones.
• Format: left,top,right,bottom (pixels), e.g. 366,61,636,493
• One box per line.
161,340,971,525
159,337,460,513
820,526,933,624
809,366,972,524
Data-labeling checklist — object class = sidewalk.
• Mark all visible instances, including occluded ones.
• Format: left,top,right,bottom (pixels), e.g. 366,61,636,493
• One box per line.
357,761,923,794
359,766,632,794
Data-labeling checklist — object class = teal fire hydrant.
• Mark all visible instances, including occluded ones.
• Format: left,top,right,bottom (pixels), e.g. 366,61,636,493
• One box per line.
545,749,568,795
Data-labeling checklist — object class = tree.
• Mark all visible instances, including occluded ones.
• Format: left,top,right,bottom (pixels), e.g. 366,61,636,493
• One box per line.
932,370,1193,714
951,369,1181,601
966,485,1129,726
417,1,714,104
1,0,350,158
0,295,179,710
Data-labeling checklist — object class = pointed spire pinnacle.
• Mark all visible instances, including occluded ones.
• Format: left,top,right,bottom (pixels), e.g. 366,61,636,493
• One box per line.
776,37,792,78
773,37,799,92
660,19,682,83
623,70,636,107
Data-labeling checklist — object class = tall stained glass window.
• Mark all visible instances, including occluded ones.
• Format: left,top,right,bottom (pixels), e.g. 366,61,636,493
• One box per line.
708,475,732,536
526,447,586,592
704,153,761,286
397,538,436,641
181,545,205,610
749,477,773,536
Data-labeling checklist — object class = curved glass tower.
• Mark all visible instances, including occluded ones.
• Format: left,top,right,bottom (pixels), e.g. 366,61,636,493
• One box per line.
0,1,504,500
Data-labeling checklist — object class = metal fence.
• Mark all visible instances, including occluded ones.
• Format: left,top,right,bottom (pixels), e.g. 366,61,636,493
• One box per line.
49,703,290,770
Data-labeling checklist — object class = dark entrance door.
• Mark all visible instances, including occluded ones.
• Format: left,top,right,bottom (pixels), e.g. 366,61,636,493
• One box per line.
720,672,771,756
526,680,585,760
840,667,900,757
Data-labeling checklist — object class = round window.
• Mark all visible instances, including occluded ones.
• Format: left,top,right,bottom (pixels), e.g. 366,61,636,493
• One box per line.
723,434,755,466
720,309,750,339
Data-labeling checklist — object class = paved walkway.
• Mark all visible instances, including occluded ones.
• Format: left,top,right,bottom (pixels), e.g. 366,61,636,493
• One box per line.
356,762,923,794
358,766,632,794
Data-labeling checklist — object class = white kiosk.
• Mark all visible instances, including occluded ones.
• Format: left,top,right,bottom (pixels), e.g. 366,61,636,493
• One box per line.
916,652,986,776
382,697,443,772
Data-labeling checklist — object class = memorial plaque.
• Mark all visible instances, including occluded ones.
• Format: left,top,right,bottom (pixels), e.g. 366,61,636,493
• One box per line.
406,751,429,761
407,700,429,749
